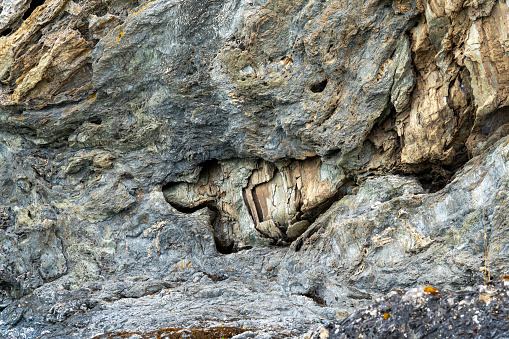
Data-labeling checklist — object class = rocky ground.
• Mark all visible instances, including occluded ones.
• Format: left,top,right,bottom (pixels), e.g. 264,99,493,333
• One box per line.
304,278,509,339
1,0,509,338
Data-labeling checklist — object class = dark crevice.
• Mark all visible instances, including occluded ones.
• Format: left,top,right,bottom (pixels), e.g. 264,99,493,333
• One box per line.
202,272,228,282
165,197,235,255
197,159,220,180
166,199,216,214
251,187,265,223
250,166,278,224
300,288,326,306
163,160,236,255
0,27,12,36
396,163,454,193
215,241,234,255
481,107,509,135
242,188,257,226
310,79,328,93
89,117,102,125
299,189,342,224
292,179,356,252
362,100,470,193
22,0,45,20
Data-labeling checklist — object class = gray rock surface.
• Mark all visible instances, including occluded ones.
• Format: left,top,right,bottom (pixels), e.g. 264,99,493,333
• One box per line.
303,278,509,339
0,0,509,338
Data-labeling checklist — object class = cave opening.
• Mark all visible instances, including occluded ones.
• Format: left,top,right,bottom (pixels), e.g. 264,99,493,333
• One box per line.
164,196,236,255
162,159,236,255
89,117,103,125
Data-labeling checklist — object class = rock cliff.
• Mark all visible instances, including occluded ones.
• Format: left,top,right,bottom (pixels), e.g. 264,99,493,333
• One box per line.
1,0,509,338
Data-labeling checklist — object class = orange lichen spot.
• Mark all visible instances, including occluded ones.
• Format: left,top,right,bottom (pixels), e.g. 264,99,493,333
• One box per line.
142,218,147,222
186,262,192,267
131,3,149,16
383,312,390,320
502,275,509,280
424,286,439,293
18,117,23,120
118,30,124,42
87,93,96,101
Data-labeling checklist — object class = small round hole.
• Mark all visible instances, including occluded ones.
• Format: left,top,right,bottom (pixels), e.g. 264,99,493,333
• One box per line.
310,79,328,93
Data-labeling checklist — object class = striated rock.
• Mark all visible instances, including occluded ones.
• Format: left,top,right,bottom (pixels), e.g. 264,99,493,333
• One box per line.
0,0,509,337
163,157,343,249
283,136,509,311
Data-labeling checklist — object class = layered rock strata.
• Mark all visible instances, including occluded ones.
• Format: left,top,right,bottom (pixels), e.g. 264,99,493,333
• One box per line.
0,0,509,338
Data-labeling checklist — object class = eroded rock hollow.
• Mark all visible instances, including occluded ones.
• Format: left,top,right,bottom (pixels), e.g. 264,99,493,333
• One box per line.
1,0,509,338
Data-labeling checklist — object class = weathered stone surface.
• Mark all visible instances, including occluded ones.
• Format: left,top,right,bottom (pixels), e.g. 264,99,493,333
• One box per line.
283,136,509,312
287,220,310,240
0,0,509,337
163,157,343,249
303,278,509,339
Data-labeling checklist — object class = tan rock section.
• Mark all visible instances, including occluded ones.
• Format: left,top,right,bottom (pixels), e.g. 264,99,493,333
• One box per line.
397,0,509,165
163,157,344,249
0,0,93,108
243,158,343,230
88,14,122,40
464,1,509,152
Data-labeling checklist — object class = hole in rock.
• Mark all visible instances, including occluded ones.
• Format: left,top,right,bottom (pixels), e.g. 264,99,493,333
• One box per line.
202,272,228,282
22,0,45,20
163,160,236,255
310,79,328,93
301,288,326,306
89,117,102,125
0,27,12,36
166,157,350,251
396,164,454,193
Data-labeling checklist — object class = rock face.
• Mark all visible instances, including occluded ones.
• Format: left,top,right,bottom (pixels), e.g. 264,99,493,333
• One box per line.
303,278,509,339
0,0,509,338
